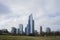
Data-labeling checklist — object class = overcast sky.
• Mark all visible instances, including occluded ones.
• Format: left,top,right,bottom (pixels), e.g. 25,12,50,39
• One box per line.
0,0,60,32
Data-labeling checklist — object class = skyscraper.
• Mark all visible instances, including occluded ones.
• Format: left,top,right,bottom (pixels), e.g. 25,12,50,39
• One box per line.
25,14,34,35
25,21,30,35
16,28,19,34
19,24,23,34
40,26,42,35
29,14,34,34
46,27,51,33
32,20,34,34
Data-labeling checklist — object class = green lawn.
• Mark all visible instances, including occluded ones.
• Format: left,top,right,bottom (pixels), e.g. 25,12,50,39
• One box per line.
0,35,60,40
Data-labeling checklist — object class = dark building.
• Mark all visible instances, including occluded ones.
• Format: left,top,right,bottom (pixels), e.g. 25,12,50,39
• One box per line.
25,24,30,35
40,26,42,35
0,29,9,35
2,29,8,33
11,27,16,34
0,30,2,34
34,30,38,35
32,20,34,34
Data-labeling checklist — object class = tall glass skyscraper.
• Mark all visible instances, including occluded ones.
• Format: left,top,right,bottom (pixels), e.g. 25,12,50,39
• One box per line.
25,14,34,35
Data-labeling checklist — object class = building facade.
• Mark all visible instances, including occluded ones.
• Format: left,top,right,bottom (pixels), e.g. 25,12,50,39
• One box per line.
46,27,51,33
19,24,23,34
25,14,34,35
11,27,16,34
40,26,42,35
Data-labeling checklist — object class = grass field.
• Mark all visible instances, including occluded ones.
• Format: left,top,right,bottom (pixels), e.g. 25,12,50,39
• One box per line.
0,35,60,40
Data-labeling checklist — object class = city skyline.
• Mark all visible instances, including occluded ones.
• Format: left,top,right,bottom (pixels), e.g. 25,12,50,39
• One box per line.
0,0,60,32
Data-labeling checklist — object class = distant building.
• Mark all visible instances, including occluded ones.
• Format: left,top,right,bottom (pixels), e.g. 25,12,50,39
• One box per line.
25,27,27,35
40,26,42,35
32,20,34,34
46,27,51,33
25,14,34,35
25,26,29,35
0,29,9,34
11,27,16,34
0,30,2,34
19,24,23,34
34,30,38,35
16,28,19,34
2,29,8,33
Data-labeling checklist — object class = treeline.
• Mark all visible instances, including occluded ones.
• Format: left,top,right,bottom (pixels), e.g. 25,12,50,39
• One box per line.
40,31,60,36
0,29,60,36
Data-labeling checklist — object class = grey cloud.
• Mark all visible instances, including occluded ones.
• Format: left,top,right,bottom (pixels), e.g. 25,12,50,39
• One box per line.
0,3,10,15
0,0,60,32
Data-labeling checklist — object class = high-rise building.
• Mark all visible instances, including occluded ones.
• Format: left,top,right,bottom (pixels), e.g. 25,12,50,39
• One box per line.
25,14,34,35
25,26,29,35
19,24,23,34
11,27,16,34
16,28,19,34
32,20,34,34
34,30,38,35
29,14,34,34
25,27,27,35
40,26,42,34
46,27,51,33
